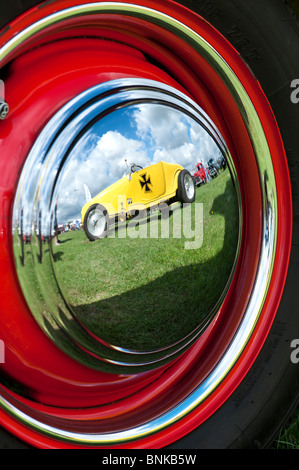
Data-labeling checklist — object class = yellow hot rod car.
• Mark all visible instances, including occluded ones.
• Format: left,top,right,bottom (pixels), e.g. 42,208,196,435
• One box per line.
81,161,195,241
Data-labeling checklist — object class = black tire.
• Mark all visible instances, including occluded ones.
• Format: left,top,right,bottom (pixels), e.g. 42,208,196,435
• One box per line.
177,169,196,204
0,0,298,450
171,0,299,449
83,204,109,241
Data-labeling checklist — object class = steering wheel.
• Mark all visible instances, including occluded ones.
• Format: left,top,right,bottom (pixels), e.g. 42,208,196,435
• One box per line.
130,164,143,173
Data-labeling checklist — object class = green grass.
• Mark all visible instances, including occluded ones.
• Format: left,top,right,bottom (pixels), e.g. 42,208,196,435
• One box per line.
289,0,299,17
51,169,239,351
275,410,299,449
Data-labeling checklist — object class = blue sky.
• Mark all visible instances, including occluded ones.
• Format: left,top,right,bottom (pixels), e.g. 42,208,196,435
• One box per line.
56,103,222,224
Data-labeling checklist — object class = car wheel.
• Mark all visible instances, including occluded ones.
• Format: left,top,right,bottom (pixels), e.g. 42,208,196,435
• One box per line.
0,0,298,450
84,204,109,241
177,169,196,204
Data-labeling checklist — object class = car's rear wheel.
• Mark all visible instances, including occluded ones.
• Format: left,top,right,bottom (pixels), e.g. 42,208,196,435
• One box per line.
177,169,196,204
0,0,298,450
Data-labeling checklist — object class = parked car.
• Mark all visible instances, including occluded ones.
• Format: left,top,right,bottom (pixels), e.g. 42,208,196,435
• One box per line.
192,162,209,186
218,155,227,171
82,161,195,240
207,158,220,178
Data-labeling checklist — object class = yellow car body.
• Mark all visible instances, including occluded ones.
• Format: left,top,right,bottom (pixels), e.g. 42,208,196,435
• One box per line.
82,161,195,240
82,161,182,218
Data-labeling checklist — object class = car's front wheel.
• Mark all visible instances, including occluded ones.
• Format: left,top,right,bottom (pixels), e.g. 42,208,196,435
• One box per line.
84,204,109,241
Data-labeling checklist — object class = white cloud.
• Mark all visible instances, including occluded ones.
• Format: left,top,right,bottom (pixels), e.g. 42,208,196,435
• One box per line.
56,105,221,224
132,104,220,171
133,105,190,150
57,130,149,223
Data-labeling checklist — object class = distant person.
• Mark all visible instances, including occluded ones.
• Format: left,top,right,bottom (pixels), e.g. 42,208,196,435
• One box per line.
54,201,61,245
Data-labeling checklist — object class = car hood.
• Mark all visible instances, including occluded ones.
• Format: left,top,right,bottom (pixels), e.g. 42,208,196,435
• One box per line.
82,175,130,217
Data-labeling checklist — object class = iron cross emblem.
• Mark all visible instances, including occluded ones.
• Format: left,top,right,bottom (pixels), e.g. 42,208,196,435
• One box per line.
139,173,152,192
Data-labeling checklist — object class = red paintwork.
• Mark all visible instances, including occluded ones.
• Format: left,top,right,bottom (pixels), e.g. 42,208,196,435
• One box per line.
0,0,292,449
192,162,209,186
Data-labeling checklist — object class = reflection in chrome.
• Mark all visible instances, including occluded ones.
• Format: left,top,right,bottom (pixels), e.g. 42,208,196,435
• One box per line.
81,160,195,242
3,2,277,447
86,207,108,239
184,173,195,200
13,77,237,372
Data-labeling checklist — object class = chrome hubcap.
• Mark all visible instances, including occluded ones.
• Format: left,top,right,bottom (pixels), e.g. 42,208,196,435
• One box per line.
12,78,239,372
184,173,195,200
87,208,106,238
